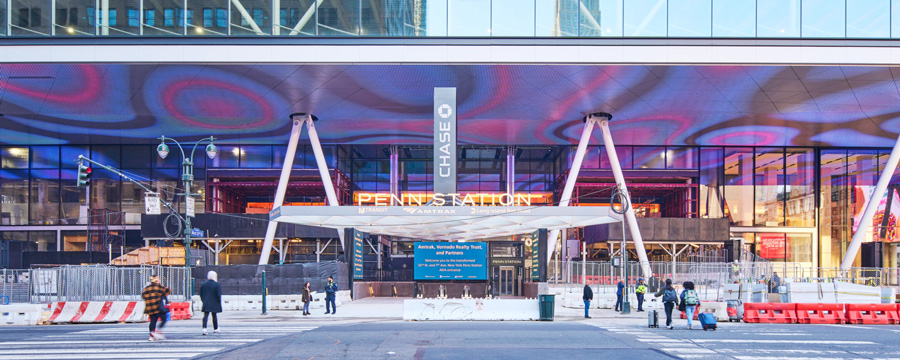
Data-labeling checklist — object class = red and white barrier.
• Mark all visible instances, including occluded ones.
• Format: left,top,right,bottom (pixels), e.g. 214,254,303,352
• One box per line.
48,301,146,324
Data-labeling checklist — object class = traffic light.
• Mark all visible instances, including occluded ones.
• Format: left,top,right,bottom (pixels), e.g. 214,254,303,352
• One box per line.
77,162,92,187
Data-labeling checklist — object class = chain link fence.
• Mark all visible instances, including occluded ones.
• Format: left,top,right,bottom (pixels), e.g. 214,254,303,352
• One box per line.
28,265,191,303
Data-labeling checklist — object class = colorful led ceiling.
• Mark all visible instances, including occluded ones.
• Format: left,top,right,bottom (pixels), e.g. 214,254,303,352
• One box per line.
1,63,898,147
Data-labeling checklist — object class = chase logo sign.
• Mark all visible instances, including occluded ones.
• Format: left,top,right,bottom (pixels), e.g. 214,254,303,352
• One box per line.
438,104,453,119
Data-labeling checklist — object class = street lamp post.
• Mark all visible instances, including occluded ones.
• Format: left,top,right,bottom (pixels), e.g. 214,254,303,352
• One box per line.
156,136,218,299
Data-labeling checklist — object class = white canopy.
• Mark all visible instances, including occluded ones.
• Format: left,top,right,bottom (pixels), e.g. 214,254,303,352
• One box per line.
270,206,619,241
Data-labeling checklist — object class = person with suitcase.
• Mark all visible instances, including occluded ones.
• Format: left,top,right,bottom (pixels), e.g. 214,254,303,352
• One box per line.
680,281,699,330
655,279,678,329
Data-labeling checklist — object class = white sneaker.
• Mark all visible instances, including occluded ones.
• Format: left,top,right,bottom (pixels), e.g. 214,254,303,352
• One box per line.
153,331,166,340
148,334,157,341
667,326,673,330
202,328,208,336
214,329,220,335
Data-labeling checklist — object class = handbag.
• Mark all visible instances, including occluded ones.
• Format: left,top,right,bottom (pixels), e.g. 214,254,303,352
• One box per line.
159,295,170,314
677,301,685,312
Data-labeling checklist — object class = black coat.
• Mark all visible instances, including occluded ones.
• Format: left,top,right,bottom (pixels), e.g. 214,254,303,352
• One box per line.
200,280,222,313
583,285,594,301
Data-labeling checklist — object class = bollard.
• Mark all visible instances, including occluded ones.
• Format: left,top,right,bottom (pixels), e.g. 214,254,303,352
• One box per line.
261,270,267,315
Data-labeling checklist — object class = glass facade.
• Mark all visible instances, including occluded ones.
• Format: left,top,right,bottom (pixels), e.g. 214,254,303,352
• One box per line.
4,0,900,38
2,141,898,270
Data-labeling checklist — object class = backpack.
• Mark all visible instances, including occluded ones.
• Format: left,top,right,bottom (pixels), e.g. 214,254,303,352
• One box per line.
684,290,699,305
663,289,677,303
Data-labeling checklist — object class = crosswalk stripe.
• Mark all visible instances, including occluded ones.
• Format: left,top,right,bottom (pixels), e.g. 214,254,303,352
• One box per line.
692,340,875,345
0,354,202,360
0,339,262,345
662,348,717,354
0,348,224,354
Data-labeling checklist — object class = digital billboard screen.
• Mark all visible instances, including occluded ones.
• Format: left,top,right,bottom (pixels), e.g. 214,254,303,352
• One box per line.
414,242,487,280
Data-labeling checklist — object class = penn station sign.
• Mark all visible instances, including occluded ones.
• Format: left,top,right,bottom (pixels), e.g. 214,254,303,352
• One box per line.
355,192,536,207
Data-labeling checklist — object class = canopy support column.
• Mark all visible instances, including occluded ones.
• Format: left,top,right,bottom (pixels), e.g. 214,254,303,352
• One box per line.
258,117,303,265
306,115,346,253
841,133,900,271
596,113,652,278
547,119,596,267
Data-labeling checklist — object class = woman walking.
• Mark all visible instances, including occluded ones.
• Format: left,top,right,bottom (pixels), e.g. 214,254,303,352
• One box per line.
302,282,312,316
654,279,678,329
200,270,222,335
680,281,699,329
142,275,170,341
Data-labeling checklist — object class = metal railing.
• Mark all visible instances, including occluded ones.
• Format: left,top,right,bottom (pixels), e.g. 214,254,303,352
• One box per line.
1,269,31,304
28,265,191,303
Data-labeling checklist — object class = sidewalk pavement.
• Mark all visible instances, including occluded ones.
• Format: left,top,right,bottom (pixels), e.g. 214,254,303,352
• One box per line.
217,297,658,325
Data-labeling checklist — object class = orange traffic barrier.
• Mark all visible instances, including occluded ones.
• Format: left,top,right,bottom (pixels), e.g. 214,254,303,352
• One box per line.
743,303,796,323
169,302,193,320
796,303,844,324
845,304,898,325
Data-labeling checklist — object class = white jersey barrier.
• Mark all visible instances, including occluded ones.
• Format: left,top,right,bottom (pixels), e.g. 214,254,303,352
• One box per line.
48,301,146,324
191,291,352,312
403,298,540,321
0,304,43,326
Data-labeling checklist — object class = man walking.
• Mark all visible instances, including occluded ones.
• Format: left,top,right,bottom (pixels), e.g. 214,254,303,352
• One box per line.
772,272,782,292
635,279,647,312
141,275,170,341
324,277,338,315
200,270,222,335
582,284,593,319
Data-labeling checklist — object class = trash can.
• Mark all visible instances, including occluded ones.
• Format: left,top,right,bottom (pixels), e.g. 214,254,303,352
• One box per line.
539,294,555,321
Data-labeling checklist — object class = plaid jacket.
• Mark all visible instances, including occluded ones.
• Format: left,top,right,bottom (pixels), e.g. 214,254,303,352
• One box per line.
142,283,171,315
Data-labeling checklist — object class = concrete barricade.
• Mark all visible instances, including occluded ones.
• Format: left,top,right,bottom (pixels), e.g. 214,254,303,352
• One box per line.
835,281,881,304
786,282,837,304
698,302,728,321
1,304,43,326
191,291,352,312
48,301,146,324
403,298,540,321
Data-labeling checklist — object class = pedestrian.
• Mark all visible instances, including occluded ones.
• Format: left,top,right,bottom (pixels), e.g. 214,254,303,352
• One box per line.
635,278,647,312
680,281,699,329
302,281,311,316
654,278,678,329
772,272,781,291
324,277,338,315
141,275,170,341
614,280,624,312
582,284,594,319
200,270,222,335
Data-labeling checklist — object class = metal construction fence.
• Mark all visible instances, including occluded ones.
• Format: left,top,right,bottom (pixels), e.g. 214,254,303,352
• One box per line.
552,260,900,301
1,269,30,304
27,265,191,303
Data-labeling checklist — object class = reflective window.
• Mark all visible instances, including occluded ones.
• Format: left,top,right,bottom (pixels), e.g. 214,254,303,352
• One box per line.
208,145,240,168
819,150,846,268
60,146,89,169
239,146,272,168
145,0,182,34
669,0,711,37
12,0,50,35
318,0,359,36
624,0,667,36
0,0,7,36
633,146,665,169
55,0,95,36
2,147,30,168
600,146,632,169
724,148,753,226
91,169,120,212
535,0,577,36
802,0,845,38
785,148,814,226
712,0,754,37
91,145,120,169
30,169,60,225
1,169,29,225
755,148,784,226
699,147,724,218
666,147,698,169
757,0,800,37
493,0,534,37
31,146,60,169
847,0,889,38
425,0,447,36
893,0,900,37
448,0,489,36
122,145,153,169
60,167,85,225
361,0,426,36
596,0,623,36
232,0,272,35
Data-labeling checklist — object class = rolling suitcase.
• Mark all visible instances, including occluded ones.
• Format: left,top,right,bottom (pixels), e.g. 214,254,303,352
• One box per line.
698,312,717,331
648,310,659,328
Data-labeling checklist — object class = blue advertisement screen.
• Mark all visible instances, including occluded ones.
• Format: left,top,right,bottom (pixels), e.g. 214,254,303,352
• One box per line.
414,242,487,280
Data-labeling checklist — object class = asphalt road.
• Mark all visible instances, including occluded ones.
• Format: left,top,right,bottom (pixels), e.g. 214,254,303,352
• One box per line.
3,318,900,360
